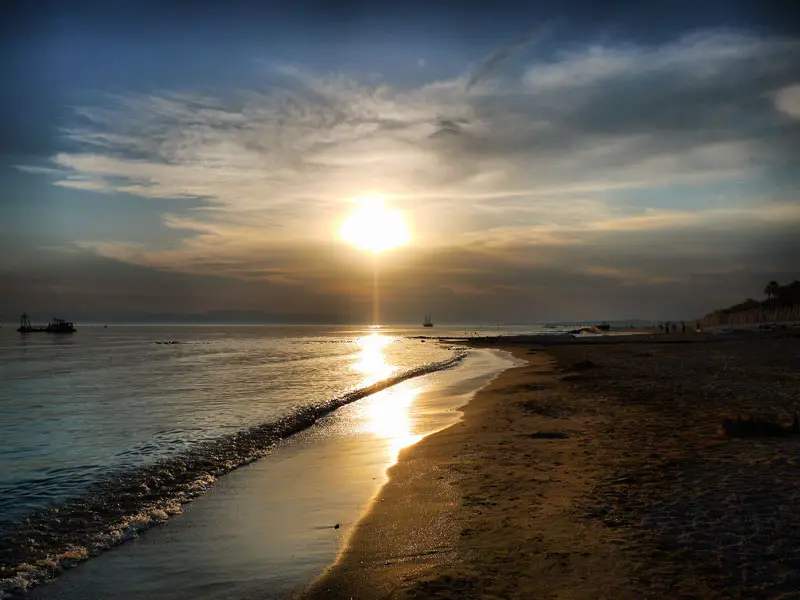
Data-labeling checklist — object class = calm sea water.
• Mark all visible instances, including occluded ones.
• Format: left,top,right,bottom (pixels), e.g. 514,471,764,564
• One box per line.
0,323,548,595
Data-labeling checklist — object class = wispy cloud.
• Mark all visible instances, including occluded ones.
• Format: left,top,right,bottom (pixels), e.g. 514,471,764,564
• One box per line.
466,21,557,90
522,31,795,91
24,29,800,301
775,83,800,119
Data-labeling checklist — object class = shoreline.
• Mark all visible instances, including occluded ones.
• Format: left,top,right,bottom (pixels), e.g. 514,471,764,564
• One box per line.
21,347,519,600
303,331,800,598
301,346,580,599
0,346,469,598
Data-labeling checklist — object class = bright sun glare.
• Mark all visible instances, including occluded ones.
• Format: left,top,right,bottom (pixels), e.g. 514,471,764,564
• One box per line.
340,198,410,253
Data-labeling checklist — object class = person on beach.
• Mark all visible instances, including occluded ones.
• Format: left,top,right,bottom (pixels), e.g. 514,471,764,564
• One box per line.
681,321,686,334
672,322,677,334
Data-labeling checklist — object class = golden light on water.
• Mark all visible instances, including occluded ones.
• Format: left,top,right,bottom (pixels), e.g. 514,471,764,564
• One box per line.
352,333,395,384
353,333,422,461
364,387,422,463
340,197,410,254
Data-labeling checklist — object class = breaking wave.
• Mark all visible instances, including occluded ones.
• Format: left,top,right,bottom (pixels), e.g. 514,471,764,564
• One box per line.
0,348,467,598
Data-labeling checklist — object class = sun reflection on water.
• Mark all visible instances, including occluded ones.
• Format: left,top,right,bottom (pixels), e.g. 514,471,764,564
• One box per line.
352,333,396,385
364,387,423,463
353,333,423,462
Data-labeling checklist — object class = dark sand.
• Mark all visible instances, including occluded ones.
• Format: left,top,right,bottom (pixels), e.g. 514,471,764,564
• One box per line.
302,330,800,599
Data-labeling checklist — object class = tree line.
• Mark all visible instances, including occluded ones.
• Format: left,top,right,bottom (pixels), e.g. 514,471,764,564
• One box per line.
762,280,800,307
718,280,800,316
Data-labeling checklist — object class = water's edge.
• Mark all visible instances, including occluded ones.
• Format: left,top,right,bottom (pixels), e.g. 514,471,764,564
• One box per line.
0,348,467,599
301,347,527,598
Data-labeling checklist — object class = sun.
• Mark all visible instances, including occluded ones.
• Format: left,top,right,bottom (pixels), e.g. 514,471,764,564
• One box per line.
340,198,411,253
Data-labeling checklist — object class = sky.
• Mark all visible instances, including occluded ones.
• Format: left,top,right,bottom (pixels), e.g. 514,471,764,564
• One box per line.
1,0,799,323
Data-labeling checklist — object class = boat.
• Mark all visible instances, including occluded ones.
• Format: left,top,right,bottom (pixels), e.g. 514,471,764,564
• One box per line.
17,313,77,333
423,315,434,328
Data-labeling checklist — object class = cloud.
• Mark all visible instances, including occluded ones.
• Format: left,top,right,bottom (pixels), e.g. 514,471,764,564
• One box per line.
12,165,63,176
19,28,800,318
522,31,795,91
466,21,557,91
429,116,468,138
774,83,800,119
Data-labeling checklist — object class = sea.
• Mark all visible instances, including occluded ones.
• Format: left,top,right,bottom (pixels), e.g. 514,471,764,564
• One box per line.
0,324,553,598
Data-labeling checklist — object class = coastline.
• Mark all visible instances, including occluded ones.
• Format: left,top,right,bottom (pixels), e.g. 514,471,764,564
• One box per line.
300,346,540,599
303,331,800,599
301,346,614,599
22,347,519,600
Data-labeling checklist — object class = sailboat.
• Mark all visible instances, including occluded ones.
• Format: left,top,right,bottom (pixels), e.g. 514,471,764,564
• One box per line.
423,315,434,328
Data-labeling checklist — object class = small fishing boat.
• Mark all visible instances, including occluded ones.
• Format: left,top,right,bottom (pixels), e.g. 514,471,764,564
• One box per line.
423,315,434,328
17,313,77,333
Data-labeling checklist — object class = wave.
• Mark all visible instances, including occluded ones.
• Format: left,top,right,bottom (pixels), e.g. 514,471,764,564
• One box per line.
0,348,467,598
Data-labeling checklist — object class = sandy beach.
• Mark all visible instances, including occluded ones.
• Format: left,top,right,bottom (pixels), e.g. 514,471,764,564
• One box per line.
303,330,800,599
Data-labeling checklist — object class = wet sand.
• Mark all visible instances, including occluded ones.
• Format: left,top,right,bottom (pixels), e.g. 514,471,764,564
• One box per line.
303,331,800,599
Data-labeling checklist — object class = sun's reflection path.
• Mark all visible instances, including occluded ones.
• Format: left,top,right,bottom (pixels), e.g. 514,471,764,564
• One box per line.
364,387,423,463
352,332,396,385
353,333,423,462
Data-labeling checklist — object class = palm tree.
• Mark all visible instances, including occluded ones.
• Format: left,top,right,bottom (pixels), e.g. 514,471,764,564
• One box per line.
764,280,780,300
782,281,800,304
